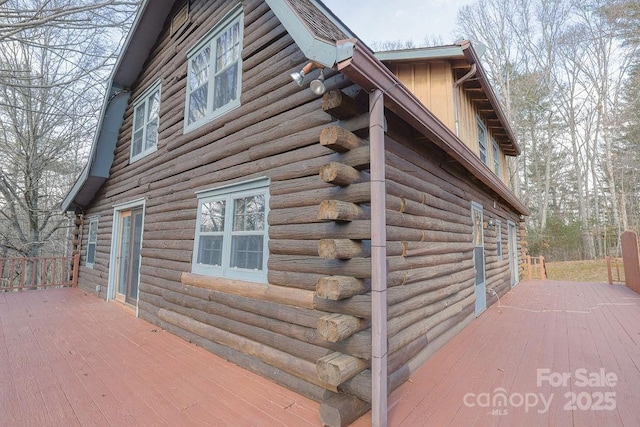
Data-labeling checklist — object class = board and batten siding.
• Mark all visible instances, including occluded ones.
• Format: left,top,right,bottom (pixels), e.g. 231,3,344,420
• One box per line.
389,61,508,184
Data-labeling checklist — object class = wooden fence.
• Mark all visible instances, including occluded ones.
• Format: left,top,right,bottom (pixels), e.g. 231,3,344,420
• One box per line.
525,255,546,280
0,254,80,292
606,256,625,284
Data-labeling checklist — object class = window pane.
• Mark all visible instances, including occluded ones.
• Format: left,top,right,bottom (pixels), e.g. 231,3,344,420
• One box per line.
134,104,145,131
88,221,98,242
189,84,208,124
230,235,263,270
148,90,160,120
145,118,158,151
133,130,143,156
216,22,240,71
233,194,265,231
214,63,238,110
189,47,210,91
200,200,225,232
86,243,96,265
198,236,223,266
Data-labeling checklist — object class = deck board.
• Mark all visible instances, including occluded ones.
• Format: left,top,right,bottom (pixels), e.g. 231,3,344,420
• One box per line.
1,279,639,426
350,279,640,426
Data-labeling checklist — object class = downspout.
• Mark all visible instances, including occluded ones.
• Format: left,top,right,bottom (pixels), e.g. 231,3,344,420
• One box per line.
453,63,477,137
370,88,388,427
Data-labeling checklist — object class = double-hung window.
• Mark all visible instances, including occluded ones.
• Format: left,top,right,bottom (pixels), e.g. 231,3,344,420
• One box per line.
477,117,488,166
185,6,243,132
131,80,161,163
492,138,501,177
193,178,269,283
86,217,99,268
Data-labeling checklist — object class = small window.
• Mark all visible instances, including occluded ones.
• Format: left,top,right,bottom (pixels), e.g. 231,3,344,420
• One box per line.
477,117,488,165
496,221,503,260
184,6,243,132
492,138,501,177
131,80,161,163
86,217,99,268
193,178,269,282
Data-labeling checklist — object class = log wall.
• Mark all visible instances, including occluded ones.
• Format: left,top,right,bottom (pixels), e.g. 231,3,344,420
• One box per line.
74,1,527,424
77,0,371,417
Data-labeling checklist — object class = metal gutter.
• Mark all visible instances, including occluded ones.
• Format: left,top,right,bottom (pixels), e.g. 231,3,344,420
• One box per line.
337,41,529,216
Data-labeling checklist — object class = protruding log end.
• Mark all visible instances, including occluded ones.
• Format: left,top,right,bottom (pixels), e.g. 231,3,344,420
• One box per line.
318,313,365,342
319,392,370,427
316,276,368,300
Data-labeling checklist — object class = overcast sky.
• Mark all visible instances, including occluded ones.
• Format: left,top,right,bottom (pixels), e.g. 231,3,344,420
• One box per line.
320,0,475,46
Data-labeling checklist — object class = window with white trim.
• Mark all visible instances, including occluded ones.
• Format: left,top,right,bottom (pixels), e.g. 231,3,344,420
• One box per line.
86,217,99,268
185,6,243,132
192,178,269,282
131,80,161,162
496,220,503,260
492,138,501,177
477,117,488,165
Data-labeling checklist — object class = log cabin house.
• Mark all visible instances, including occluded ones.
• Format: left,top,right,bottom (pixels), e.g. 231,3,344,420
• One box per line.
62,0,529,425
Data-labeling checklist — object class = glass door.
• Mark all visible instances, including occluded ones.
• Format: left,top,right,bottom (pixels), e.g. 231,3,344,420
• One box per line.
115,207,143,305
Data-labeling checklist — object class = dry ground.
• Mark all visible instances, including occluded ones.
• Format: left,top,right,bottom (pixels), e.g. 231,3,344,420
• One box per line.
545,259,625,283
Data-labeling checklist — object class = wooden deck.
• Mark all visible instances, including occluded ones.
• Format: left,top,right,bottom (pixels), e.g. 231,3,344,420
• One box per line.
1,279,639,426
0,288,320,426
354,279,640,426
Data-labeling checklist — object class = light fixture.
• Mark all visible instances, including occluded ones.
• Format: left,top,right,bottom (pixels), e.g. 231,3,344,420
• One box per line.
290,62,315,86
310,69,326,95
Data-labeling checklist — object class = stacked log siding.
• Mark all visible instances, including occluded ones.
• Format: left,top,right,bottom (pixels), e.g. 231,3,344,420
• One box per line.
71,0,528,424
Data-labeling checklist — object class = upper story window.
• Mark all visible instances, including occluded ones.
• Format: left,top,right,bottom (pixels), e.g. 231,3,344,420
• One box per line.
131,80,161,163
184,5,243,133
477,117,488,165
86,217,99,268
492,138,501,177
192,178,269,283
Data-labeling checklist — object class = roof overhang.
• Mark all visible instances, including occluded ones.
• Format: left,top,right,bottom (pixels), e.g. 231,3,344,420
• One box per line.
61,0,176,212
338,41,529,216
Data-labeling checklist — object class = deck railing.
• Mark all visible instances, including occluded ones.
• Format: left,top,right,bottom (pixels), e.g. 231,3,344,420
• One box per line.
0,254,80,292
526,255,547,280
606,256,625,284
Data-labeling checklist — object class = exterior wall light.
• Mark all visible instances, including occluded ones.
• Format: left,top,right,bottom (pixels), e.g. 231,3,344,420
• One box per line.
290,62,316,86
310,69,326,95
291,62,325,95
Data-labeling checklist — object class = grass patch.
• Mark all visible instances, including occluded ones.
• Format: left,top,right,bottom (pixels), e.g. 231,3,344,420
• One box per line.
545,259,624,283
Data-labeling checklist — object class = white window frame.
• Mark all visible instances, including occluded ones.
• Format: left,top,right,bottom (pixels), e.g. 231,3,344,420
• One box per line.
86,216,99,268
192,178,269,283
492,138,501,178
496,220,503,260
477,116,488,166
130,80,161,163
184,5,243,133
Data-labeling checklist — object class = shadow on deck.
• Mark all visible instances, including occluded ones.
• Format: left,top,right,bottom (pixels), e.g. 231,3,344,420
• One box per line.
1,279,639,426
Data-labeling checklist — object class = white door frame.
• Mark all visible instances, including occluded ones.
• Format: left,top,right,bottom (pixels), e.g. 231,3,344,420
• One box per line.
108,198,146,317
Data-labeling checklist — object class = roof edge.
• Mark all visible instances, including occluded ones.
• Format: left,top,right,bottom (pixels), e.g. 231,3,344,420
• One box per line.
338,41,528,216
457,40,521,156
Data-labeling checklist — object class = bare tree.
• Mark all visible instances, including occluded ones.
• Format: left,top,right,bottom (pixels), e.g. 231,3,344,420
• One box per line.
0,0,137,259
